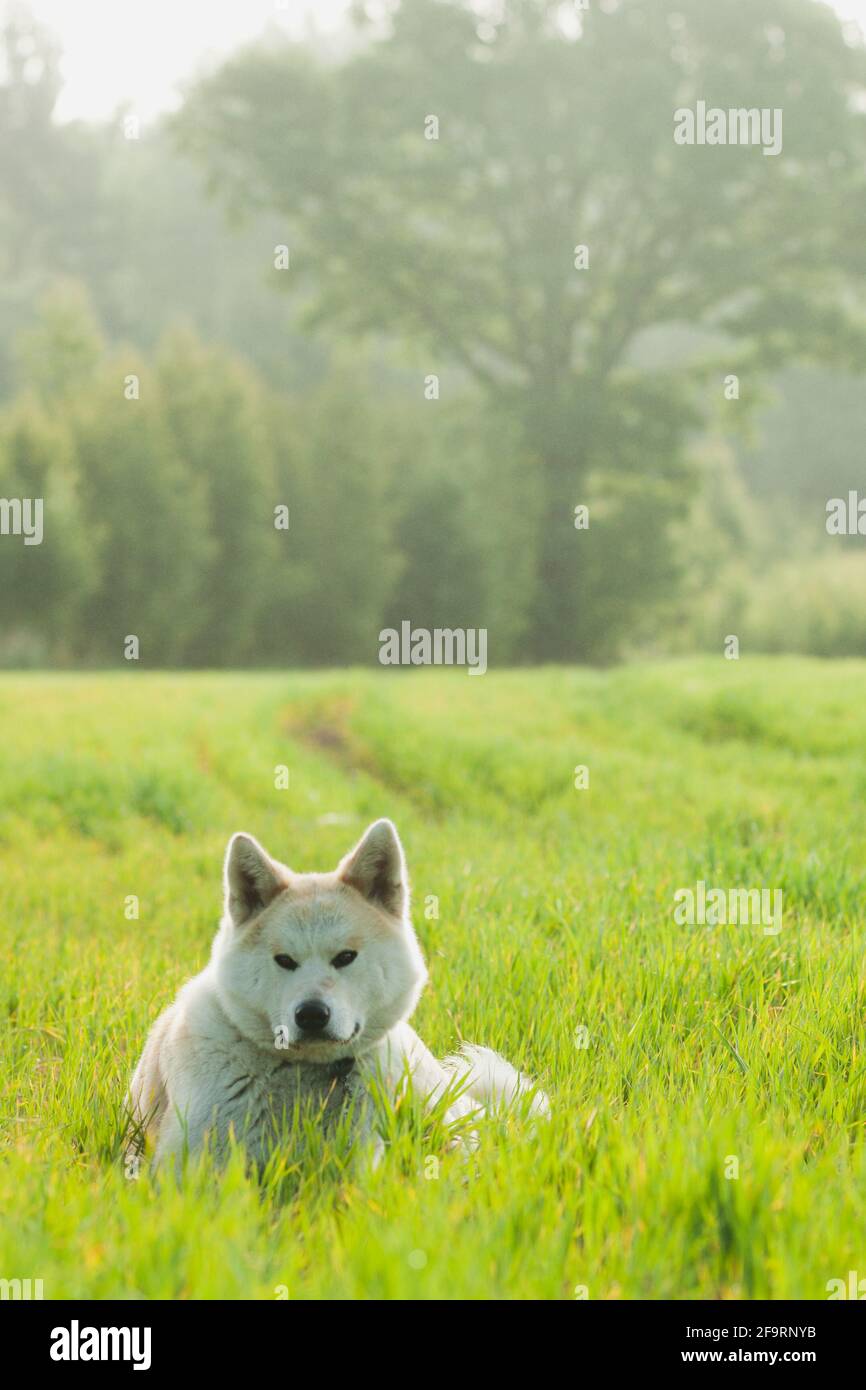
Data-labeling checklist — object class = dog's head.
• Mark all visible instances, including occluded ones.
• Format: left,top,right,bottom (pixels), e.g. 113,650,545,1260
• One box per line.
211,819,427,1062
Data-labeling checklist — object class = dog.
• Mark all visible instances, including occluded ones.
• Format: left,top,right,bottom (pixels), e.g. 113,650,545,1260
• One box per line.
128,818,547,1171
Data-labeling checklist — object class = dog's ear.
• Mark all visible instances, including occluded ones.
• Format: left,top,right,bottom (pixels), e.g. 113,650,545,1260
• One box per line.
338,819,408,918
224,833,285,926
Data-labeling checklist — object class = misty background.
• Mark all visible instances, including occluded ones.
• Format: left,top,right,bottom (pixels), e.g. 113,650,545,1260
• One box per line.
2,0,866,668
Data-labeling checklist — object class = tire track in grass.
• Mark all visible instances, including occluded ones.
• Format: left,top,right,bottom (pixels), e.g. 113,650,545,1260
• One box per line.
280,692,453,819
280,685,588,827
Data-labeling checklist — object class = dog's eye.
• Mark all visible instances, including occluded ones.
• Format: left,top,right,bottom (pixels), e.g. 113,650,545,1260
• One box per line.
331,950,357,969
274,954,299,971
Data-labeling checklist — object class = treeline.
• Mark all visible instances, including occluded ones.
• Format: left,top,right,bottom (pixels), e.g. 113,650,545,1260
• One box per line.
5,5,866,667
5,281,866,668
0,284,541,668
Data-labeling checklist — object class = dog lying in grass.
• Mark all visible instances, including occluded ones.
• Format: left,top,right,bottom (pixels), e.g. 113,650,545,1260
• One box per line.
128,819,547,1171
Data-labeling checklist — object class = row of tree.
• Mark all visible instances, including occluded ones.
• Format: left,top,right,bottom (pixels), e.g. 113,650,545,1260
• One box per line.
3,0,866,665
0,285,558,666
0,276,713,667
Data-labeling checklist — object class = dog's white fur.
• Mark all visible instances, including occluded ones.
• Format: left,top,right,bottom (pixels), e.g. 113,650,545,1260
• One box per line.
128,819,547,1170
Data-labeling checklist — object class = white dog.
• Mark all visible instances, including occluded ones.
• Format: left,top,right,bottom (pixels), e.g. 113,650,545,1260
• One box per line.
129,819,547,1170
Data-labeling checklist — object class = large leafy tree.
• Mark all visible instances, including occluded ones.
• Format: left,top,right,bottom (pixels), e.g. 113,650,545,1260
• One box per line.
179,0,865,657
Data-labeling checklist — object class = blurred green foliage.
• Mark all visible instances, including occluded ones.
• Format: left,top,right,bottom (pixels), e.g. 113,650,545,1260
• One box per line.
2,1,866,665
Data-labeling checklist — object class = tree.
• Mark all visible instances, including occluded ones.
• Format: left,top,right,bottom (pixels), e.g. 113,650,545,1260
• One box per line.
0,12,109,398
70,357,213,667
379,394,539,662
15,279,104,401
0,396,97,659
262,367,401,666
175,0,866,660
154,329,280,665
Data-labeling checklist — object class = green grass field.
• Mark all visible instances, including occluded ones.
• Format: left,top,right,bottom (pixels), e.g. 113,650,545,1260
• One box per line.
1,659,865,1300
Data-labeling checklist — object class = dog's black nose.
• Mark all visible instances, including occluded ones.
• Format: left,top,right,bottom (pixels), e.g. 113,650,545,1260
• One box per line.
294,999,330,1034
